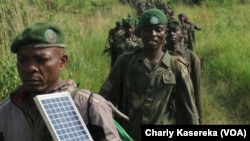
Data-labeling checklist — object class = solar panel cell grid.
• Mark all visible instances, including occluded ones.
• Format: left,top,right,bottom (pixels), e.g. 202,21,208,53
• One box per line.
34,92,93,141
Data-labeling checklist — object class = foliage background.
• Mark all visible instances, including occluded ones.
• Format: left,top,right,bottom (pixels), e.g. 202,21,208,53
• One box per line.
0,0,249,124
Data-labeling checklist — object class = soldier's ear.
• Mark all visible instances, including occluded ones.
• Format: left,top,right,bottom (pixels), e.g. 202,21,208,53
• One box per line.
59,54,68,70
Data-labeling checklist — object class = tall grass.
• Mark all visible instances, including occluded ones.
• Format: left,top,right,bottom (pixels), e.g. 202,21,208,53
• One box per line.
173,2,250,124
0,0,136,98
0,0,249,124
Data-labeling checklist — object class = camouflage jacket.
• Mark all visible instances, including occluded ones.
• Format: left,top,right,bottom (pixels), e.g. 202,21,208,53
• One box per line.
99,49,199,141
168,46,203,124
180,23,196,50
113,34,143,54
110,34,143,67
108,28,125,47
0,80,120,141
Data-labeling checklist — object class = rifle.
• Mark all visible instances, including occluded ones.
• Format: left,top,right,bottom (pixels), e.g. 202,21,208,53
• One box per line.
184,20,201,31
103,47,111,55
102,40,111,56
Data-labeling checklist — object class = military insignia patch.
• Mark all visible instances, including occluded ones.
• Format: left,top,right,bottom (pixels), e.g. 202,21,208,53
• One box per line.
150,16,159,25
45,29,57,43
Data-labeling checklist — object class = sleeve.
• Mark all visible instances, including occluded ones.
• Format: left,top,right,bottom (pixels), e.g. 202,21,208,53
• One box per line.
189,50,203,124
108,29,114,45
98,54,128,106
174,59,199,124
73,90,121,141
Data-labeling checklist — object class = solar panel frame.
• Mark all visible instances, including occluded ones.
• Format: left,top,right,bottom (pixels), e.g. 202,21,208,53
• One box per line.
33,92,93,141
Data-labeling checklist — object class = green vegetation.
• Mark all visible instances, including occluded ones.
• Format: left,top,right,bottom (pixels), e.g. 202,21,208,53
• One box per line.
0,0,249,124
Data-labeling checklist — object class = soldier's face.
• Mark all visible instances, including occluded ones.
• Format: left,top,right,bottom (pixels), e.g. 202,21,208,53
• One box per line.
140,25,167,49
124,25,135,36
16,47,67,94
166,26,181,44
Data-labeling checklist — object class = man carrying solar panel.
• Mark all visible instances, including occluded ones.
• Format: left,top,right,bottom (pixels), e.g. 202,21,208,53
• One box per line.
0,22,131,141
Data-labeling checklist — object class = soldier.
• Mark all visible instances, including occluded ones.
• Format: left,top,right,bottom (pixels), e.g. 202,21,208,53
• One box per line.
105,21,125,67
121,17,142,53
165,20,203,124
167,8,175,20
0,22,122,141
99,8,199,141
110,17,142,68
145,1,153,9
108,21,124,49
178,13,201,51
136,1,145,17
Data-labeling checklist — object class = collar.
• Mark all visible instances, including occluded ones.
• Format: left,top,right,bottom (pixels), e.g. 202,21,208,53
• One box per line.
132,49,172,68
161,51,172,68
168,45,186,57
11,79,78,107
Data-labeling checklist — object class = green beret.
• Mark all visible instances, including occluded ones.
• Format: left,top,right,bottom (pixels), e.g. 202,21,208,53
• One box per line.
136,8,168,32
11,22,66,53
116,21,122,27
167,20,181,29
122,18,136,27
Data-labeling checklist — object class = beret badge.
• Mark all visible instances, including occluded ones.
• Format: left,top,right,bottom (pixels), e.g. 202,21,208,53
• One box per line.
150,16,159,25
45,29,57,44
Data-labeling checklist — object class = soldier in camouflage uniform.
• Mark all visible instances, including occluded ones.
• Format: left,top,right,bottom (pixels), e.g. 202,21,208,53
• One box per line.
110,17,142,68
99,9,199,141
136,1,145,17
106,21,125,67
165,20,203,124
108,21,124,49
121,17,142,53
178,13,201,51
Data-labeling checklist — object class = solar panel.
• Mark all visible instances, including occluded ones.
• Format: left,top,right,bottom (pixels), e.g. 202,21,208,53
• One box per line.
33,92,93,141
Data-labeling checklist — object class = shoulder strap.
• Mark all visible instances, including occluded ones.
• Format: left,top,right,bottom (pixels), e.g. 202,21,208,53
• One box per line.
170,56,181,114
87,91,93,124
170,56,178,97
70,88,93,124
171,53,190,73
184,48,191,73
185,47,191,63
70,88,79,99
170,56,177,78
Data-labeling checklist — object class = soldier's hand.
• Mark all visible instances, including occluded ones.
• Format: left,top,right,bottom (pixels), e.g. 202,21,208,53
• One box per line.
194,26,201,31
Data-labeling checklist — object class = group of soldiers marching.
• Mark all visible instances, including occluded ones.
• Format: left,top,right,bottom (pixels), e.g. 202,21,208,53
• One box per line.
103,5,204,125
104,16,143,68
104,5,202,68
136,0,173,18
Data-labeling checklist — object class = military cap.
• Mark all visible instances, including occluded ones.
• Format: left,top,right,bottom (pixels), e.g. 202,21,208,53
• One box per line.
136,8,168,32
122,18,136,27
11,22,66,53
178,13,184,18
178,13,189,21
167,20,181,29
116,21,122,27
